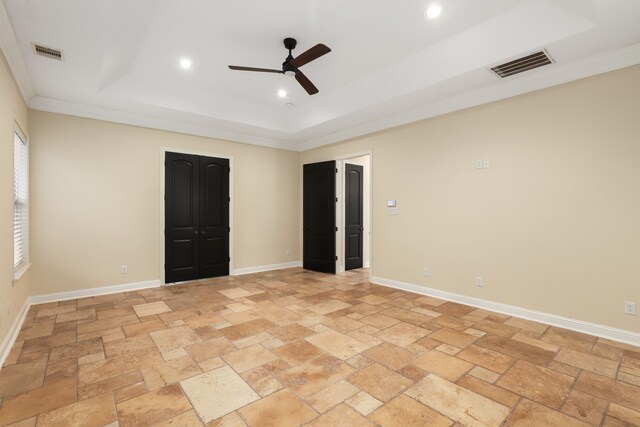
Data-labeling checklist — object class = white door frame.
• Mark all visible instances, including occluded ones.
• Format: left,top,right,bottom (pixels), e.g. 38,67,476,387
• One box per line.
334,150,372,279
159,146,234,284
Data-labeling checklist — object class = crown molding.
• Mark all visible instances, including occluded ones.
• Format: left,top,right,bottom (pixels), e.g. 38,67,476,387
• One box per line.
0,0,34,102
297,42,640,151
29,96,299,152
12,19,640,155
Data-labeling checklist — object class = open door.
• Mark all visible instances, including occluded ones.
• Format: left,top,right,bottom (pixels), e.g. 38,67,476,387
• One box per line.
303,161,336,273
345,163,364,270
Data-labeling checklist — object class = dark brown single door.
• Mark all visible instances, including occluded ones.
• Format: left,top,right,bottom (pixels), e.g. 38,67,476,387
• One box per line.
345,163,364,270
303,161,336,274
165,152,229,283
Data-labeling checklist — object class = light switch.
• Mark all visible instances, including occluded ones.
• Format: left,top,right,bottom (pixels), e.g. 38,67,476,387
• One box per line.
387,200,397,207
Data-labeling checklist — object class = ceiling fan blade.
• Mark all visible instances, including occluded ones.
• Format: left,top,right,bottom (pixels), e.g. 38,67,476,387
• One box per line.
228,65,283,74
295,71,319,95
289,44,331,68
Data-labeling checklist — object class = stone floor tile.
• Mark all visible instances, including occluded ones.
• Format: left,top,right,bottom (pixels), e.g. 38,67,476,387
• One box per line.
505,399,589,427
555,347,619,378
347,363,413,402
305,380,360,413
376,322,429,347
414,350,473,382
497,360,575,409
345,391,383,416
368,394,453,427
238,389,317,427
362,342,417,371
37,392,116,427
306,404,373,427
149,325,202,353
406,374,510,427
116,383,192,426
180,366,259,423
222,344,278,373
561,389,607,426
132,301,172,317
305,329,371,360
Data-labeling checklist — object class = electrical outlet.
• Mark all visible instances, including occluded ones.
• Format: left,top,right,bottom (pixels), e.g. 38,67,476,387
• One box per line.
121,265,128,274
285,249,291,257
475,160,484,169
483,159,490,169
423,267,430,277
624,301,636,315
476,276,484,287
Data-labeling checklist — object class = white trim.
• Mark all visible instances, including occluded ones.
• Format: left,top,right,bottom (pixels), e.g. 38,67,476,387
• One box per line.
1,279,161,368
371,276,640,347
12,42,639,153
297,42,640,152
0,1,35,103
232,261,302,276
0,299,30,369
12,262,30,281
29,96,296,151
27,279,162,305
159,147,234,284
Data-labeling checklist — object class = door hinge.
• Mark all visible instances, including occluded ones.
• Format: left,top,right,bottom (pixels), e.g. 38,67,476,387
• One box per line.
335,227,338,231
335,197,338,202
228,197,231,202
335,256,338,260
336,168,338,173
228,167,231,172
228,257,231,262
228,226,231,232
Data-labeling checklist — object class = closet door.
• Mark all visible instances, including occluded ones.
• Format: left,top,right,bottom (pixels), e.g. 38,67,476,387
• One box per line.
165,152,200,283
165,152,229,283
303,160,336,274
199,156,230,278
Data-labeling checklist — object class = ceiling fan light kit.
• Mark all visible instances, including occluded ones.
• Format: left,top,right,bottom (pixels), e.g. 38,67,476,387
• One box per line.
228,37,331,95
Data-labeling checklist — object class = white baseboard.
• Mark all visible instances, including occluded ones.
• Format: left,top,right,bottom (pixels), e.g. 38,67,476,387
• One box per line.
27,279,162,305
371,276,640,347
0,299,30,368
232,261,302,276
0,279,161,369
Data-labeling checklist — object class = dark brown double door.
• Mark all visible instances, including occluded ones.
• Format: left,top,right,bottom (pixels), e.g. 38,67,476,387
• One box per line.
303,161,364,274
165,152,229,283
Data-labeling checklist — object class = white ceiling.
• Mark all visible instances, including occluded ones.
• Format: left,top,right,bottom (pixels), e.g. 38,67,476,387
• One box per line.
2,0,640,151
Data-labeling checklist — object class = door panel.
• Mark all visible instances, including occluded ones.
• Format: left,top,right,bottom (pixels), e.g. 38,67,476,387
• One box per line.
199,157,229,278
345,164,363,270
165,152,229,283
303,161,336,274
165,153,199,282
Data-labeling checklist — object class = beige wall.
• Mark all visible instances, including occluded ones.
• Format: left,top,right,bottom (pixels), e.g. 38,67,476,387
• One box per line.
28,111,300,295
0,52,31,345
302,65,640,332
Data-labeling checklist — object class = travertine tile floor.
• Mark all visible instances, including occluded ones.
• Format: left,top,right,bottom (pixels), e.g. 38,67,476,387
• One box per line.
0,267,639,426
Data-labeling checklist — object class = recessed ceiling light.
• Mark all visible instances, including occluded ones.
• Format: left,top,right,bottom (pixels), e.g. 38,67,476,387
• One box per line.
278,89,287,98
179,58,193,69
424,4,443,19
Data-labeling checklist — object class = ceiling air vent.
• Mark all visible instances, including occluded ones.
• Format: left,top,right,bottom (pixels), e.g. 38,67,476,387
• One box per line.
490,50,552,78
32,43,64,61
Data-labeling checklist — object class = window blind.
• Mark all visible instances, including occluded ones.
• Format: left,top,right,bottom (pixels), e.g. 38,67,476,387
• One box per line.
14,130,28,270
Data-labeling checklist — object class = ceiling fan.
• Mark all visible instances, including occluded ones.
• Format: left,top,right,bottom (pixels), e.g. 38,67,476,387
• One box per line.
228,37,331,95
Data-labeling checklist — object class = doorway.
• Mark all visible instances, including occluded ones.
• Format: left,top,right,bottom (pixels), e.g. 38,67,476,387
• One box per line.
303,153,371,276
164,151,230,283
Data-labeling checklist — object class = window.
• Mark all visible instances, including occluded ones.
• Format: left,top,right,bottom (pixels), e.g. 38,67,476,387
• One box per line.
13,128,29,278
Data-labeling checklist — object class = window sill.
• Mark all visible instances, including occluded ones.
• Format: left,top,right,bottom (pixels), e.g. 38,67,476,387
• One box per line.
13,262,31,283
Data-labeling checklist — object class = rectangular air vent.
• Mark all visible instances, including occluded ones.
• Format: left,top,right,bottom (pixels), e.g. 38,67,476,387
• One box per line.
490,50,552,78
32,43,64,61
